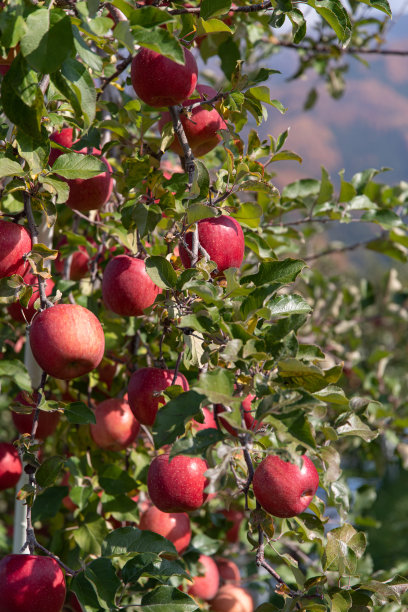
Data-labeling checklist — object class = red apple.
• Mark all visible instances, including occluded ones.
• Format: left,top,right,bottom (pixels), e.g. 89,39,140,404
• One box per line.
12,391,60,439
29,303,105,380
0,554,66,612
0,220,31,279
147,453,209,512
210,584,254,612
63,592,83,612
90,397,140,451
192,406,217,431
131,46,198,108
179,215,244,273
188,554,220,600
159,84,226,157
49,128,113,212
216,558,241,584
128,367,189,426
221,508,245,543
7,272,55,323
102,255,161,317
139,504,191,554
252,455,319,518
54,237,90,281
0,442,22,491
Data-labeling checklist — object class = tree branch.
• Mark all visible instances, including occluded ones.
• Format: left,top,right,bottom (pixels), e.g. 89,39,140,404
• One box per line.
169,105,195,188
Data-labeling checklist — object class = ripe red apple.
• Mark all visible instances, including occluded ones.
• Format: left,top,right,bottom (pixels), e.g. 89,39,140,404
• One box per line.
131,46,198,108
179,215,244,273
49,128,113,212
29,303,105,380
12,391,60,439
192,406,217,431
252,455,319,518
216,558,241,584
139,504,191,554
90,397,140,451
0,554,66,612
7,272,55,323
0,442,22,491
159,84,227,157
209,584,254,612
147,453,209,512
0,220,32,279
54,237,90,281
188,554,220,600
102,255,162,317
128,367,189,426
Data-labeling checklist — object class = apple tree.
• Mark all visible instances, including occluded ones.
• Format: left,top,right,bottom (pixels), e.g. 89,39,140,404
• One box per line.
1,0,408,611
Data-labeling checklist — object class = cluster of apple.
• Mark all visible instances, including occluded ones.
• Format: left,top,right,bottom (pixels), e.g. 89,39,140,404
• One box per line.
0,44,321,612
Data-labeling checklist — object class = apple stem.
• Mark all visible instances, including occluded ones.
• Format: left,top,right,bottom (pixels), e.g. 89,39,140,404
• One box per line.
168,105,195,187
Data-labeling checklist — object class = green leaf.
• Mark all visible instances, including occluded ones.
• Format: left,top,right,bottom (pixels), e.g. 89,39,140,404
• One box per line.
187,203,217,224
31,486,68,522
0,157,25,178
20,8,74,73
358,0,392,16
270,150,302,163
145,256,177,289
123,556,190,584
194,368,238,405
170,429,224,458
308,0,352,44
153,391,206,449
141,586,199,612
242,258,306,287
73,516,109,556
64,402,96,425
102,526,178,558
278,359,343,393
132,27,185,64
336,413,378,442
39,175,70,204
331,591,352,612
231,202,262,228
198,17,232,33
81,558,121,609
200,0,231,20
268,294,312,317
51,152,106,179
191,533,222,555
99,465,138,495
61,57,96,127
1,55,44,138
322,524,366,574
0,359,31,390
317,166,333,205
288,8,307,43
358,576,408,604
189,160,210,202
16,127,50,175
36,456,65,488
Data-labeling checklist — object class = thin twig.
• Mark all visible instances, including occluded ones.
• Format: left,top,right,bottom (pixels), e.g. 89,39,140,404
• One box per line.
304,236,380,261
169,105,195,188
98,55,133,99
276,40,408,57
24,192,53,309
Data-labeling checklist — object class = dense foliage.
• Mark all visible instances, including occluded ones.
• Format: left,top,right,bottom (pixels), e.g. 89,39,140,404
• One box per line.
1,0,408,611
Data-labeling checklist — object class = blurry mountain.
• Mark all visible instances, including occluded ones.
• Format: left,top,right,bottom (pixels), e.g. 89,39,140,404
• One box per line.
259,15,408,191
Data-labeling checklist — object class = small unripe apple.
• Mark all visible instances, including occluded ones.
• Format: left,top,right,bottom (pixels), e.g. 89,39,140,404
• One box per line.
179,215,244,273
7,272,55,323
49,128,113,212
188,554,220,600
0,220,32,279
159,84,227,157
131,46,198,108
102,255,161,317
139,504,191,554
216,558,241,584
0,442,22,491
147,453,209,512
128,367,189,426
90,397,140,451
12,391,60,440
29,303,105,380
0,554,66,612
252,454,319,518
209,584,254,612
